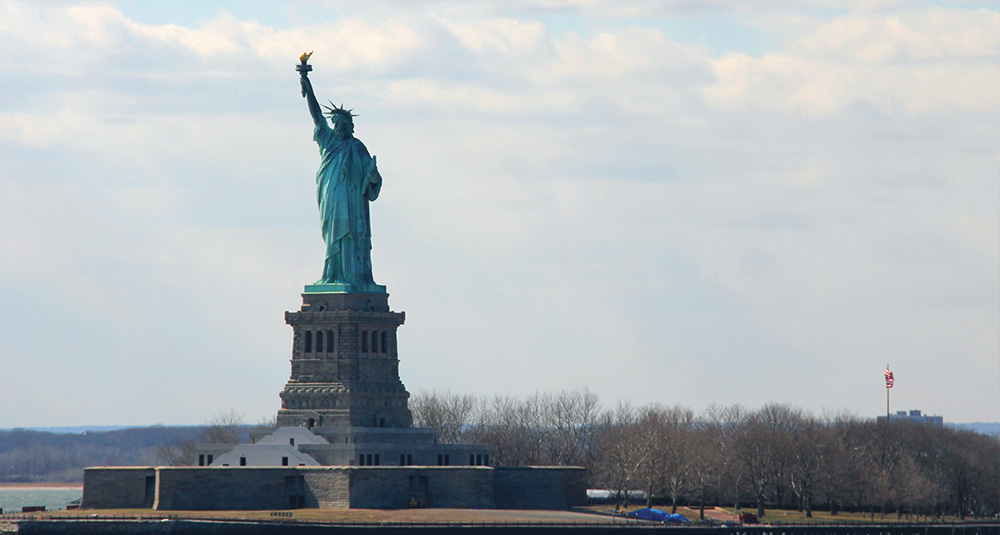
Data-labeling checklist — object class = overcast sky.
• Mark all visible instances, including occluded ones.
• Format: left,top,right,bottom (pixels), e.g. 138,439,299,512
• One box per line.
0,0,997,427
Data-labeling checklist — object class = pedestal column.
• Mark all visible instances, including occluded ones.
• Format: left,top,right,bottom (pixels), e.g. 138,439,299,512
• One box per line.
276,290,412,428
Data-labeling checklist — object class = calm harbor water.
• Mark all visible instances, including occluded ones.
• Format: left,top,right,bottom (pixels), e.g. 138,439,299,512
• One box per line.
0,488,82,513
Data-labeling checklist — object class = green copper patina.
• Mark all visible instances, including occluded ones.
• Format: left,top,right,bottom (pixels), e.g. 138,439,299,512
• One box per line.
298,53,385,294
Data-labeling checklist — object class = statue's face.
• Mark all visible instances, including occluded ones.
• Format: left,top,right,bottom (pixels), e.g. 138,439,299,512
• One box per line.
332,115,354,135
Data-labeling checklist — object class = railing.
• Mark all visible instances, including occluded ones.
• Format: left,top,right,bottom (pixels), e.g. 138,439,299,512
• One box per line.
0,513,997,531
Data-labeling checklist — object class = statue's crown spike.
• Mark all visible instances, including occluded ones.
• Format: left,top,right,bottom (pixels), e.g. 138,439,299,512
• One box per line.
322,100,359,118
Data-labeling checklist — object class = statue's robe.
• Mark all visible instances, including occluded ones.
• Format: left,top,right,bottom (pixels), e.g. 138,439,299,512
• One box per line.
314,121,381,285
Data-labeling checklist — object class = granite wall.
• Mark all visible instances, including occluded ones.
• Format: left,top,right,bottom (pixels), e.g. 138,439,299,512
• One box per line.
349,467,493,509
83,465,582,511
154,468,299,510
493,467,587,509
82,467,156,509
301,468,350,508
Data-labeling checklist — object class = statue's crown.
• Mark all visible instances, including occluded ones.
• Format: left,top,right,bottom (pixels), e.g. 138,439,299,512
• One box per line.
323,101,358,119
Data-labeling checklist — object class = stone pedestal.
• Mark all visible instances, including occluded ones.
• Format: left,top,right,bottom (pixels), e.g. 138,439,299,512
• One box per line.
277,289,412,429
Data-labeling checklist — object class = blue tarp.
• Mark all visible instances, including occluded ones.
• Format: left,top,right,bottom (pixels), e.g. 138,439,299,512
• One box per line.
627,508,691,523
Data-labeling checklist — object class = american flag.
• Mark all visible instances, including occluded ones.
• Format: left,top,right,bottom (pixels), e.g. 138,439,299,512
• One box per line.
884,367,894,389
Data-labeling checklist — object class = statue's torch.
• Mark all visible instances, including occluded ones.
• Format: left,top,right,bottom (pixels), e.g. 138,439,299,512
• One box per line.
297,51,313,97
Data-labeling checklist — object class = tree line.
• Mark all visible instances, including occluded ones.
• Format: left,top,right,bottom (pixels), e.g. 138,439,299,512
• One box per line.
0,426,204,482
410,389,999,521
0,410,263,481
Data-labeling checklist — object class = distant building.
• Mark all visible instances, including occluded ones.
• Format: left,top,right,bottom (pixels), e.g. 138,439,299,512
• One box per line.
877,409,943,426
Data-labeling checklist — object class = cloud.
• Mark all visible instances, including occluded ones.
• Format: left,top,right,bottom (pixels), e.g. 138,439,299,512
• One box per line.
704,7,1000,115
433,15,547,55
0,3,427,79
796,6,1000,62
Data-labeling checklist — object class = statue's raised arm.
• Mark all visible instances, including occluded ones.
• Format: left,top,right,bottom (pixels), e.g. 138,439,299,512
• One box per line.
297,52,324,127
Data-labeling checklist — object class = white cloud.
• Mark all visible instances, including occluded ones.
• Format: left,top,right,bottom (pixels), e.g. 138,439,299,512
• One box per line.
703,7,1000,115
383,78,584,115
433,15,547,55
797,7,1000,62
547,28,702,80
0,3,427,78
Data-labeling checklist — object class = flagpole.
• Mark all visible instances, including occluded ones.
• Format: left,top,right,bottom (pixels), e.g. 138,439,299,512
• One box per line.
884,364,892,420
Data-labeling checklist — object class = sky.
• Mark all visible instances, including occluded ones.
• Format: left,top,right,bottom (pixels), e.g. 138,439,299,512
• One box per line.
0,0,997,427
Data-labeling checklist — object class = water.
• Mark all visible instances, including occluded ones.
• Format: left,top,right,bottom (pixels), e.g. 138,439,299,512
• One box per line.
0,488,82,514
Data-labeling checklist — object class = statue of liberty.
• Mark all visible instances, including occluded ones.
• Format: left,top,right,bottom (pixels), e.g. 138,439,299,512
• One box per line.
297,53,383,290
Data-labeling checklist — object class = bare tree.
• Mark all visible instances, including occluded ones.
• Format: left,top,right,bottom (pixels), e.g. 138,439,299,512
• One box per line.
251,413,279,436
939,429,996,520
701,404,745,516
759,403,801,510
156,409,245,466
539,389,601,467
636,405,666,508
861,419,906,519
732,403,800,517
410,389,477,444
688,420,719,520
594,402,649,511
638,404,695,512
789,416,825,517
200,409,245,444
155,439,197,466
472,394,543,466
